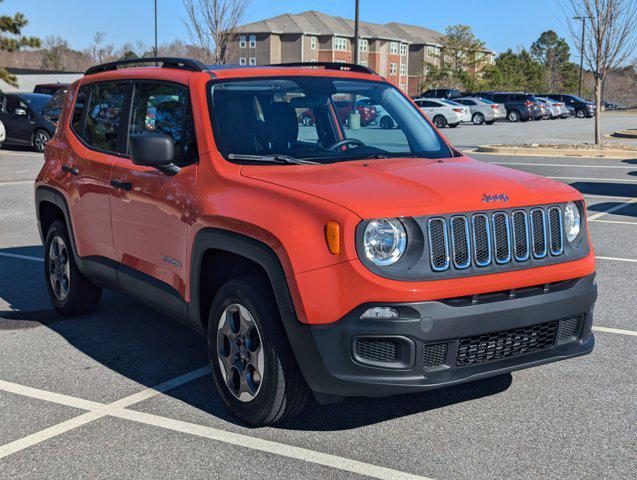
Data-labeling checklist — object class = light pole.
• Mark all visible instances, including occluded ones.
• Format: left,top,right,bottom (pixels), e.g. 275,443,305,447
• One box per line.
353,0,360,65
154,0,158,62
573,15,586,97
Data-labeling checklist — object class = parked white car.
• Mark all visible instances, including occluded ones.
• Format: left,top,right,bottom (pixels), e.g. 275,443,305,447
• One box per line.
454,97,507,125
0,119,5,147
536,97,569,119
414,98,468,128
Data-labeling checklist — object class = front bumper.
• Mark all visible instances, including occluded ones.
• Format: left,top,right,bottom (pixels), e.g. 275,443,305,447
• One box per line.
285,273,596,397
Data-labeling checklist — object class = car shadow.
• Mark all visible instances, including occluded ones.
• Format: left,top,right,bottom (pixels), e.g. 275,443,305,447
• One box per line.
570,181,637,199
587,201,637,218
0,244,511,431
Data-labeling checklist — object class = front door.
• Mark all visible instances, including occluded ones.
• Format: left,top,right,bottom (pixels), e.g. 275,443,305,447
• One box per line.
110,81,199,299
0,95,34,145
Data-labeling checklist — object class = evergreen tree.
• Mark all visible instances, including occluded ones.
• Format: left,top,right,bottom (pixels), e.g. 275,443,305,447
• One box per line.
0,0,40,87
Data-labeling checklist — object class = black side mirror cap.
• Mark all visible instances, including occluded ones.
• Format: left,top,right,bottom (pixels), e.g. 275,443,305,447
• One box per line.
129,132,180,176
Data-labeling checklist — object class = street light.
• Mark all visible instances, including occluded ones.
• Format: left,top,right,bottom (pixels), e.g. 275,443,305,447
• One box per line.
154,0,158,65
353,0,360,65
573,15,586,98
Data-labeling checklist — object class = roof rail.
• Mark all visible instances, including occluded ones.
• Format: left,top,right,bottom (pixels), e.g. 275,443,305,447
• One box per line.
269,62,377,75
85,57,209,76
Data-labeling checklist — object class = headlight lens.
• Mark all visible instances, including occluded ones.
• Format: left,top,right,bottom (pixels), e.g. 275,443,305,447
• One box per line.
564,202,581,242
363,218,407,266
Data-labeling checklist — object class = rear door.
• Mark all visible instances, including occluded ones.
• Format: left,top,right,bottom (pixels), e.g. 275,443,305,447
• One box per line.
0,95,33,144
109,81,198,299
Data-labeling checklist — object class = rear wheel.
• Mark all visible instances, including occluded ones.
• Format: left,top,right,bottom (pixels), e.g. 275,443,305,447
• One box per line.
33,129,50,153
208,277,309,426
44,220,102,316
472,112,484,125
507,110,520,122
380,116,394,129
575,108,586,118
433,115,447,128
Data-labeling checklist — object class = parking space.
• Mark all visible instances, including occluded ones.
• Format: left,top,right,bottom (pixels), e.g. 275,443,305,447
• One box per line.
0,148,635,479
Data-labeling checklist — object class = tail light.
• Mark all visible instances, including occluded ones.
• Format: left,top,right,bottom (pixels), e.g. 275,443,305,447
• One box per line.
525,101,534,107
554,103,563,107
490,105,499,109
452,108,463,113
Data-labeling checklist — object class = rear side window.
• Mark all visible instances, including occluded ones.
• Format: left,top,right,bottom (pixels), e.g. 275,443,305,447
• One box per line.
129,82,197,167
84,83,128,153
71,86,89,134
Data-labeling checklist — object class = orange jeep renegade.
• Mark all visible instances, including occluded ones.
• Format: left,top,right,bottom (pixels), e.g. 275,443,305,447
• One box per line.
35,58,596,425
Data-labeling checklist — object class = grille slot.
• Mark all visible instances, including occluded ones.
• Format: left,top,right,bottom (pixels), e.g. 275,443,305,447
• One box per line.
548,206,563,255
422,343,449,368
455,321,558,367
511,210,530,261
492,212,511,264
531,209,548,258
354,338,399,363
427,218,450,271
471,214,492,267
558,315,583,341
450,216,471,269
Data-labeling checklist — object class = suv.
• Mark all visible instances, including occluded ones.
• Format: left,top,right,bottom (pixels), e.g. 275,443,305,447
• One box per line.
538,94,595,118
0,92,56,152
418,88,463,100
35,58,597,426
474,92,542,122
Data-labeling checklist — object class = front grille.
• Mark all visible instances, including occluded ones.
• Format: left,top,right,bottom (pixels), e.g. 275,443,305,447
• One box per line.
558,315,583,341
422,343,449,368
426,204,564,272
455,321,558,367
354,338,399,363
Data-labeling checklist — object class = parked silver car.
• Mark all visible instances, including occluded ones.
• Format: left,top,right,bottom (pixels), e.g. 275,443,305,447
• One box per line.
454,97,507,125
536,97,569,119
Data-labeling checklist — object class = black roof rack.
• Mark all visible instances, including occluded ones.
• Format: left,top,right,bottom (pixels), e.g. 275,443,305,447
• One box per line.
85,57,209,76
269,62,377,75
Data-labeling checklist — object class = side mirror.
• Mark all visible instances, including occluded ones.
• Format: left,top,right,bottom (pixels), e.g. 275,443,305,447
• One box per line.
13,108,28,116
129,133,180,175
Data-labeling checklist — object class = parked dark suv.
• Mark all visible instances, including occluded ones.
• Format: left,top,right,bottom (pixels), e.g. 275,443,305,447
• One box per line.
418,88,463,100
0,93,56,152
538,94,595,118
474,92,542,122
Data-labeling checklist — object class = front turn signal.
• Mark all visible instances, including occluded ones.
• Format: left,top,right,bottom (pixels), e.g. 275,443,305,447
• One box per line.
325,221,340,255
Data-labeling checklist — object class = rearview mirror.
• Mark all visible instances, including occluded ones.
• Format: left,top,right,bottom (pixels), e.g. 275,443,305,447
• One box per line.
129,133,180,175
13,108,27,116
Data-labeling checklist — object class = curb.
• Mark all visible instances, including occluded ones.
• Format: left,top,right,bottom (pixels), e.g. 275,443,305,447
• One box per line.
610,129,637,139
473,145,637,159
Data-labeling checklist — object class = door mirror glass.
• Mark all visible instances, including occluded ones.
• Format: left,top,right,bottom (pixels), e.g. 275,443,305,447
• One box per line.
129,132,179,175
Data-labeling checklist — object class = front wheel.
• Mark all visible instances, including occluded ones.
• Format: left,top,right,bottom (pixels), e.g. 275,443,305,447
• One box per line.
433,115,447,128
507,111,520,122
208,277,310,426
33,129,50,153
575,108,586,118
472,112,484,125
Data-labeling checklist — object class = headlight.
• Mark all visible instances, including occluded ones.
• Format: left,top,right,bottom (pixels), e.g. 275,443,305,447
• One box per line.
363,218,407,266
564,202,581,242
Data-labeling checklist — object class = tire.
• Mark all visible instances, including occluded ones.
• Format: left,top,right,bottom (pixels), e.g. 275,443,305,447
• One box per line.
433,115,447,128
575,108,586,118
32,129,50,153
44,220,102,316
485,120,495,125
472,112,484,125
300,114,313,126
380,116,394,129
207,277,310,426
507,110,520,122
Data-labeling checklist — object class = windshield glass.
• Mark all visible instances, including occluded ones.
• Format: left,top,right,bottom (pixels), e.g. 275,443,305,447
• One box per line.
209,77,451,163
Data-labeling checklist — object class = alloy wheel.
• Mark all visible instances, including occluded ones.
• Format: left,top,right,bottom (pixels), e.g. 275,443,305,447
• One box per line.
216,303,265,402
34,131,49,152
48,235,70,301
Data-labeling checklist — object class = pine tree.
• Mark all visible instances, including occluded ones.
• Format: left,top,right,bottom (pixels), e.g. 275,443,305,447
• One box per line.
0,0,40,87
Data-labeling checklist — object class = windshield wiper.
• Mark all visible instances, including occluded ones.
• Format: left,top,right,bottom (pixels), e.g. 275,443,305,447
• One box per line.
228,153,319,165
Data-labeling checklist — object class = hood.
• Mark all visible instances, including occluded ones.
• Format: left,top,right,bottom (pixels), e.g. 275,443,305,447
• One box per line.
241,156,581,219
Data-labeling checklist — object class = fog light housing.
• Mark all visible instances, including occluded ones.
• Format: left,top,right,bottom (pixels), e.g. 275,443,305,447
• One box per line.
360,307,399,320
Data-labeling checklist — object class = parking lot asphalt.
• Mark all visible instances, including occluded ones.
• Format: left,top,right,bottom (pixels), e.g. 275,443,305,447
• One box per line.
0,127,636,479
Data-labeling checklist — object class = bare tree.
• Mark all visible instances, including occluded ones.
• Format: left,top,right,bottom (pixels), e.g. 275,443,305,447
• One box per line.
564,0,637,144
183,0,249,65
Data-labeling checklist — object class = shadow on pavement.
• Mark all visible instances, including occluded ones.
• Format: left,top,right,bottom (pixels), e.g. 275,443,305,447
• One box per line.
570,181,637,198
0,244,512,431
587,201,637,218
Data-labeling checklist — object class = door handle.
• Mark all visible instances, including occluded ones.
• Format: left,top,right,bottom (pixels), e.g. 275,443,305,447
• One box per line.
62,165,78,175
110,179,132,191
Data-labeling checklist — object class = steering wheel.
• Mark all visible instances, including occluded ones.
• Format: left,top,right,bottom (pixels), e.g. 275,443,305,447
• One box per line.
328,138,365,151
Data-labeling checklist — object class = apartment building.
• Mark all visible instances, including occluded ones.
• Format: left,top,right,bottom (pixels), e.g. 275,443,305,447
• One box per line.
228,11,494,96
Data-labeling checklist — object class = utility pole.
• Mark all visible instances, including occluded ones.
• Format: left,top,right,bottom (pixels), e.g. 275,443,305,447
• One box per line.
353,0,360,65
573,15,586,97
154,0,158,63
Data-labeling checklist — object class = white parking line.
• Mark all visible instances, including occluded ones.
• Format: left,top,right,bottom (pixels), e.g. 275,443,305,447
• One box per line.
587,199,636,220
492,161,635,169
0,180,33,186
592,326,637,336
583,194,632,200
0,252,44,263
588,219,637,225
0,372,431,480
548,176,637,183
595,255,637,263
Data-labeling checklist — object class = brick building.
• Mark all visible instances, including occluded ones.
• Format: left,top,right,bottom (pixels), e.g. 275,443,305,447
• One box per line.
228,11,494,96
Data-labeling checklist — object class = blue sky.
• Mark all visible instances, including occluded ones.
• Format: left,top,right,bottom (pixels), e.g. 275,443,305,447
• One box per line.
4,0,577,57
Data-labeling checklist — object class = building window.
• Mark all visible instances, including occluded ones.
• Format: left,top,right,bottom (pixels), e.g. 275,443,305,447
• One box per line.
310,36,317,50
239,35,246,49
400,43,407,56
359,39,368,52
389,63,397,75
249,34,256,48
249,57,256,65
389,42,398,54
334,37,348,51
400,64,407,76
360,60,367,66
239,57,247,65
399,83,407,92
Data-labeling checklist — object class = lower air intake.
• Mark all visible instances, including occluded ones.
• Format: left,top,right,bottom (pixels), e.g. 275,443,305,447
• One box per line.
354,338,399,363
422,343,449,368
558,315,583,341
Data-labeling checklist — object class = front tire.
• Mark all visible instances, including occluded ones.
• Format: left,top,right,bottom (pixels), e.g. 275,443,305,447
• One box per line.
472,112,484,125
575,108,586,118
433,115,447,128
208,277,309,426
507,110,520,122
33,129,50,153
44,220,102,316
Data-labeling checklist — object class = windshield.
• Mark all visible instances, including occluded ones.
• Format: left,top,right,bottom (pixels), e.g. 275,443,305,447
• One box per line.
209,77,451,163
